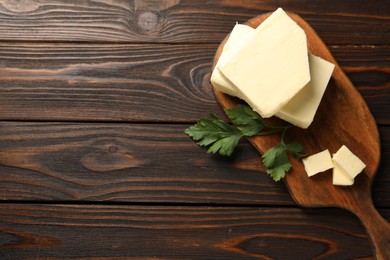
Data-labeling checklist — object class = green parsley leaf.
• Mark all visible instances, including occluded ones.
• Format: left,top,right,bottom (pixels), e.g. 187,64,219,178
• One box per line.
225,104,266,136
185,114,242,156
262,143,286,169
265,151,291,181
262,144,292,181
285,142,306,159
262,139,305,181
186,104,306,181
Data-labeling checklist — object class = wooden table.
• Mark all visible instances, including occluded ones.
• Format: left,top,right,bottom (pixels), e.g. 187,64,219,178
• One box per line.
0,1,389,259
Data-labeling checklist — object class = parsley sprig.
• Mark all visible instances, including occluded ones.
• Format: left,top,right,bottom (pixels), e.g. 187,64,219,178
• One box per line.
185,104,305,181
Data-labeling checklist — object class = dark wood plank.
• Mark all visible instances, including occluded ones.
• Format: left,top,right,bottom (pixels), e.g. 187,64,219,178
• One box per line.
0,122,388,207
0,0,388,44
0,44,388,123
376,126,390,206
0,204,388,259
0,121,291,204
0,43,217,122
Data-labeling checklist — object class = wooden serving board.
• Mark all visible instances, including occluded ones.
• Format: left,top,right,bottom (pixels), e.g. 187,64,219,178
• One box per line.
211,11,389,259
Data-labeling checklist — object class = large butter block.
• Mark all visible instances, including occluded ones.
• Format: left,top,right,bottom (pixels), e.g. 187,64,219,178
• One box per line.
219,8,310,118
276,54,335,128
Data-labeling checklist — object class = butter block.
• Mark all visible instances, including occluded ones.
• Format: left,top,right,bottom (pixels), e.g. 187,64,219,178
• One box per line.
211,24,255,96
276,54,335,128
332,165,354,186
219,8,310,118
302,149,334,177
332,145,366,179
210,22,334,129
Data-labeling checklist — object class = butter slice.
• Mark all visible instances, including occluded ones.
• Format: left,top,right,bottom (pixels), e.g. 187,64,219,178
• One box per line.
332,165,354,186
302,149,334,177
332,145,366,179
211,24,255,96
219,8,310,118
276,54,334,128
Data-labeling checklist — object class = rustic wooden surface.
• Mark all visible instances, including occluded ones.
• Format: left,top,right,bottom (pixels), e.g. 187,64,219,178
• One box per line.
0,0,389,259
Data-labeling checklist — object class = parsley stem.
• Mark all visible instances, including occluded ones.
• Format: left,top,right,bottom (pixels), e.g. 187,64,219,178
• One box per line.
280,127,289,146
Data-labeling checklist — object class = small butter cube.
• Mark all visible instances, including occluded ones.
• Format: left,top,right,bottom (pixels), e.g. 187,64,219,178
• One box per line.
332,165,354,186
219,8,310,118
211,24,255,96
332,145,366,179
302,149,334,177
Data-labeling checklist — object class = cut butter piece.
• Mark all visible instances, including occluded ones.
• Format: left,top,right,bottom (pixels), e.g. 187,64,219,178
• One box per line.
302,149,333,177
332,165,354,186
332,145,366,179
219,8,310,118
211,24,255,96
275,54,335,128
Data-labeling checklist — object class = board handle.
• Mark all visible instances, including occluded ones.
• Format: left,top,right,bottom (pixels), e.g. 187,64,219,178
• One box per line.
348,196,390,260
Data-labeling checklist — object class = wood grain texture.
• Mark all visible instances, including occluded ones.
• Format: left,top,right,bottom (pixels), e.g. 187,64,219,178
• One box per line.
0,204,388,259
0,1,388,259
0,121,291,204
0,0,388,44
0,43,388,123
0,121,388,207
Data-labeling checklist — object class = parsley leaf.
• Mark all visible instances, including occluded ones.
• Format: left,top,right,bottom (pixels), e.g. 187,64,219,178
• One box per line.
185,104,305,181
185,114,242,156
285,142,306,159
225,104,266,136
262,143,286,169
262,139,305,181
265,151,291,181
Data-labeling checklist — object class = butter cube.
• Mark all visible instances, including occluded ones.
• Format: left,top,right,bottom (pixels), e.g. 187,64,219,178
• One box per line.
302,149,334,177
219,8,310,118
332,165,354,186
332,145,366,179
